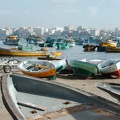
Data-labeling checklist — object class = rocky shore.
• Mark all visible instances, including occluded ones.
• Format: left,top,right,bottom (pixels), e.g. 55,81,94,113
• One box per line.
0,71,120,120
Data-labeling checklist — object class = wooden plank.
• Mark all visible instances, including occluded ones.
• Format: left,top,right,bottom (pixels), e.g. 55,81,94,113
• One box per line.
17,101,46,111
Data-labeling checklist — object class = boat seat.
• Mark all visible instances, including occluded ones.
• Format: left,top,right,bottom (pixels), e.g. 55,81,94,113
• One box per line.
26,65,34,70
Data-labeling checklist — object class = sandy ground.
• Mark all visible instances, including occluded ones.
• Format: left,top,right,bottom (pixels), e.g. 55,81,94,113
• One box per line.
0,70,120,120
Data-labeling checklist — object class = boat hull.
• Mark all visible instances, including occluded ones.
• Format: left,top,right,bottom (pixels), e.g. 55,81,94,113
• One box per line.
1,74,120,120
97,60,120,77
0,47,47,56
56,42,69,49
50,59,67,74
18,59,56,78
97,83,120,100
106,46,120,53
70,60,98,77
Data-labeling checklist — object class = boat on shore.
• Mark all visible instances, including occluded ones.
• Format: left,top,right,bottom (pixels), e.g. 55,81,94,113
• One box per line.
49,59,67,74
0,47,47,57
70,60,98,78
18,59,56,79
1,73,120,120
97,59,120,78
97,82,120,100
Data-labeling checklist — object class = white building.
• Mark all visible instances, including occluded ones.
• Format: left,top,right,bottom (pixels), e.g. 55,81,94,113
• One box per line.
90,29,100,36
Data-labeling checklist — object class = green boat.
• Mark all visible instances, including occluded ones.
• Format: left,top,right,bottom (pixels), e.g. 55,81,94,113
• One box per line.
56,39,69,50
70,60,98,78
39,43,47,47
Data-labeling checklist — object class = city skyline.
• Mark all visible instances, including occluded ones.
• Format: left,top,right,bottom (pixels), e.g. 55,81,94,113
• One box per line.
0,0,120,30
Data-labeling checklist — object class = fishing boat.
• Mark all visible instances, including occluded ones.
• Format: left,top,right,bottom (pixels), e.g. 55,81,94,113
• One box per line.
70,60,98,78
18,59,56,79
99,39,117,47
51,51,61,57
83,44,97,52
45,37,56,47
26,35,45,45
0,47,47,56
1,74,120,120
105,46,120,52
66,37,75,47
56,38,69,50
97,82,120,100
97,59,120,78
3,35,20,45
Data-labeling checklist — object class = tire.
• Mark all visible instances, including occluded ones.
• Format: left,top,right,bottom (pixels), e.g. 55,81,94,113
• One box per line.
3,65,12,73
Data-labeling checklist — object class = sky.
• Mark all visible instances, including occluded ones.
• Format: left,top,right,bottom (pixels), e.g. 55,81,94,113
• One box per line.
0,0,120,30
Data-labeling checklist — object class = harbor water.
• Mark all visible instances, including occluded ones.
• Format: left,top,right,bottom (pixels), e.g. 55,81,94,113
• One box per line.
1,39,120,62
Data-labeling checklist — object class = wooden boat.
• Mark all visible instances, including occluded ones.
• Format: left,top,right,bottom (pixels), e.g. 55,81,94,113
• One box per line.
56,38,69,50
39,42,47,47
97,59,120,77
83,44,97,52
51,51,61,57
0,47,47,56
70,60,98,78
105,46,120,52
26,35,45,45
49,59,67,74
45,37,56,47
1,74,120,120
97,82,120,100
99,39,117,47
3,35,20,45
66,37,75,47
18,59,56,79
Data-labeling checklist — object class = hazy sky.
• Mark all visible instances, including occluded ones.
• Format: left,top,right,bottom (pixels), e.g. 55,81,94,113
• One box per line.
0,0,120,30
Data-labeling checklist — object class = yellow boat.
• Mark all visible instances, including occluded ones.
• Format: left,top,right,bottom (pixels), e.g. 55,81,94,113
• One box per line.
99,39,117,47
18,59,56,79
9,35,18,40
106,46,120,52
51,51,61,57
0,47,47,56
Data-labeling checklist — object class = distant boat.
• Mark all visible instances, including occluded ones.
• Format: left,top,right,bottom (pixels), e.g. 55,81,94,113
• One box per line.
83,44,97,52
97,59,120,78
26,35,45,45
99,39,117,47
46,38,56,47
70,60,98,78
66,37,75,47
3,35,20,45
105,46,120,52
1,73,120,120
56,38,69,49
18,59,56,79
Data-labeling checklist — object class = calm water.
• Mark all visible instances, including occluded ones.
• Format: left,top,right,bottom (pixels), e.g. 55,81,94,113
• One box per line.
1,39,120,62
